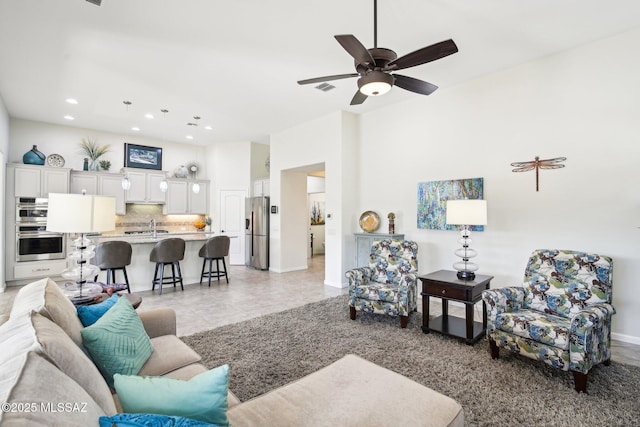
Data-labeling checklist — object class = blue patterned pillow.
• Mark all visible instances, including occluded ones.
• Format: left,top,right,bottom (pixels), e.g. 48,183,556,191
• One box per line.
77,293,119,327
81,296,153,387
98,413,220,426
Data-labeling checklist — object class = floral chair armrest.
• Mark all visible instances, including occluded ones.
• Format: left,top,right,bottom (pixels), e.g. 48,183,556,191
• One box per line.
397,272,417,286
482,287,526,333
569,303,616,373
345,267,373,289
482,287,526,315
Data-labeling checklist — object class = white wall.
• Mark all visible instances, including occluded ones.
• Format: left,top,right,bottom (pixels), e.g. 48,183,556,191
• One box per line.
206,141,251,232
250,142,270,182
270,111,359,286
0,94,7,291
0,94,8,156
358,28,640,342
9,118,207,177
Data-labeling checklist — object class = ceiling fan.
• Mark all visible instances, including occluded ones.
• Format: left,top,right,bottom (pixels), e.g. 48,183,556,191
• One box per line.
297,0,458,105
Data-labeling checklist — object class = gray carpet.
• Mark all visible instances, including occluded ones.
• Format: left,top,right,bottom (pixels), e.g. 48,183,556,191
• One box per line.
182,295,640,426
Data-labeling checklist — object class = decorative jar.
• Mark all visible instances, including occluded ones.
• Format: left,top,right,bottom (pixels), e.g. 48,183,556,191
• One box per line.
23,145,46,165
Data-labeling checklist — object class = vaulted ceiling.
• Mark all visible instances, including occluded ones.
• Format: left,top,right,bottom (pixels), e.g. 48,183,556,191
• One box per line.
1,1,639,145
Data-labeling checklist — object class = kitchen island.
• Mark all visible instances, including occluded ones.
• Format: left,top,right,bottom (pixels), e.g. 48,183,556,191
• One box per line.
92,231,223,292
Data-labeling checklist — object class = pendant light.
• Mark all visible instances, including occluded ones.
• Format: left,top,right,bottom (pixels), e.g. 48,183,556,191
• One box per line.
121,174,131,190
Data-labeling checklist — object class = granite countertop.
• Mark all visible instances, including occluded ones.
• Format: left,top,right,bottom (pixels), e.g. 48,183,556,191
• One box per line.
94,231,217,244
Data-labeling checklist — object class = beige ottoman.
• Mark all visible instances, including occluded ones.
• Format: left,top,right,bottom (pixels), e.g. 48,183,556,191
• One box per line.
227,354,464,427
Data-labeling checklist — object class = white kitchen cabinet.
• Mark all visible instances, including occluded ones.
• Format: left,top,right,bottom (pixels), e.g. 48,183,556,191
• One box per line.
165,180,188,214
11,164,70,198
189,180,208,214
70,172,98,194
13,259,67,280
253,179,270,197
123,169,167,204
98,174,126,215
70,171,126,214
164,179,208,214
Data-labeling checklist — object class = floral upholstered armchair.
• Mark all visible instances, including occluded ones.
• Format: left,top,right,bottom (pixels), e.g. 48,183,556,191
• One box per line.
482,249,614,392
346,239,418,328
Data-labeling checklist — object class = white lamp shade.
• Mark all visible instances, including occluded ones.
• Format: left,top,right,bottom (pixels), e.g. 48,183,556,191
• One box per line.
47,193,116,233
446,199,487,226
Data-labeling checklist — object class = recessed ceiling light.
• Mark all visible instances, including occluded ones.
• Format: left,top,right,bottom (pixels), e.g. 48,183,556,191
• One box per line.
144,113,154,119
131,126,140,131
185,135,194,140
66,98,78,105
204,125,213,130
64,115,75,120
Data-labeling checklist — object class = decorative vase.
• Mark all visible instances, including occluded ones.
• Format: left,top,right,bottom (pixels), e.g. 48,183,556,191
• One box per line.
174,165,188,178
88,159,100,171
23,145,46,165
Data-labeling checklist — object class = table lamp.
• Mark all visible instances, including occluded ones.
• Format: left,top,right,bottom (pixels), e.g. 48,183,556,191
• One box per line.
446,199,487,281
47,192,116,303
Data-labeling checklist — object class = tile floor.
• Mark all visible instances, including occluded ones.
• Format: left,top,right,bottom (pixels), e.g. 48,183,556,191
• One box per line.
1,255,638,367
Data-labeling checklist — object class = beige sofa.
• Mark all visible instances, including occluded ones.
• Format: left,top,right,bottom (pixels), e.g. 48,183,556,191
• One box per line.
0,278,464,427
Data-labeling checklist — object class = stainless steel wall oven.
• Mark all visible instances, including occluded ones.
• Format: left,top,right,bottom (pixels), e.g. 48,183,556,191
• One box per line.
15,198,66,262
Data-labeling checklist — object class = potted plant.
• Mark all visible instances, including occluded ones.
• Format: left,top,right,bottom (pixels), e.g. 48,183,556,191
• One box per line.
99,160,111,171
80,138,110,171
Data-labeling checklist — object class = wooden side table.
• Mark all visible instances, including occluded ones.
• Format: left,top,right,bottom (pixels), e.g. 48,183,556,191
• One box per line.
419,270,493,345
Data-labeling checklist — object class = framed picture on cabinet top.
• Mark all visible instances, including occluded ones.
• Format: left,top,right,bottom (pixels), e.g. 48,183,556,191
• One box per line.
124,143,163,170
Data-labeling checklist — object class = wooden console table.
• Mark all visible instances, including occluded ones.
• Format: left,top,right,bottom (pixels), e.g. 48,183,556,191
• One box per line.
419,270,493,345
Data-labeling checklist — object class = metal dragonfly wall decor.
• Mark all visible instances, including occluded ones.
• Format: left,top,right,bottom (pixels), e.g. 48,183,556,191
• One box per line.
510,156,567,191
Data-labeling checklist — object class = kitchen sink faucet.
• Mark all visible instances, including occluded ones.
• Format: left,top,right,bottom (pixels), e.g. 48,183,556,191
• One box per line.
149,218,157,238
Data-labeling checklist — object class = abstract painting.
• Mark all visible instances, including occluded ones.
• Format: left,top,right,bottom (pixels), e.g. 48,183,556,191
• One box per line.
310,201,325,225
417,178,484,231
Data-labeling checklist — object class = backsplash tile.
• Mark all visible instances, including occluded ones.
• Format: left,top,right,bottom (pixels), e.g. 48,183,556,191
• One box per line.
115,204,205,233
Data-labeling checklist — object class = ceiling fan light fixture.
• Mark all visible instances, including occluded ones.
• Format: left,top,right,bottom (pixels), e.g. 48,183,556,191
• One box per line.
358,71,393,96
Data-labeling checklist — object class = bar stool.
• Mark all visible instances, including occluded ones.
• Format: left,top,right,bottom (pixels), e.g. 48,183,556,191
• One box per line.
93,241,132,293
150,238,185,295
199,236,230,286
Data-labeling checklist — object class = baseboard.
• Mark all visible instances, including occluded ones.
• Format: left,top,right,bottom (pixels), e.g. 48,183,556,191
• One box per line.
324,280,347,289
269,265,308,273
612,332,640,346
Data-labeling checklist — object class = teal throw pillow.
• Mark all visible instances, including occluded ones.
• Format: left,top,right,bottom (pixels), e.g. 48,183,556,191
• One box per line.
77,293,119,326
81,296,153,387
99,413,221,427
114,365,230,427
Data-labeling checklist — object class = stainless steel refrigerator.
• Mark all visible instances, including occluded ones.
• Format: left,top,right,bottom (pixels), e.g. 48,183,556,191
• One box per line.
245,196,269,270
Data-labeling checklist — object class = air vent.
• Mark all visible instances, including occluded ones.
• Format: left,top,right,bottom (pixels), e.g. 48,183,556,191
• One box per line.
315,83,336,92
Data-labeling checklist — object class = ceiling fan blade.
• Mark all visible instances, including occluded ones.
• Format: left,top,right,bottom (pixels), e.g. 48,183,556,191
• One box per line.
335,35,376,67
297,73,359,85
350,90,368,105
386,39,458,71
394,74,438,96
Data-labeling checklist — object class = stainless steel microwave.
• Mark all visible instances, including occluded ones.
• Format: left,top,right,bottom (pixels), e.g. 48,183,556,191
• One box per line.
16,197,49,224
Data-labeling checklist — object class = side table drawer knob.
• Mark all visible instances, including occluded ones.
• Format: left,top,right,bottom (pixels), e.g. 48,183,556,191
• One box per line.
442,290,446,295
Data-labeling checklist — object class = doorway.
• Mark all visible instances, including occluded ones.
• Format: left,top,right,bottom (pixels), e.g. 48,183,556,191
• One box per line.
279,163,326,274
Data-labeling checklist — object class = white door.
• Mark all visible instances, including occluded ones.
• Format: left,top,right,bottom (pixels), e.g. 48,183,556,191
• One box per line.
220,190,246,265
